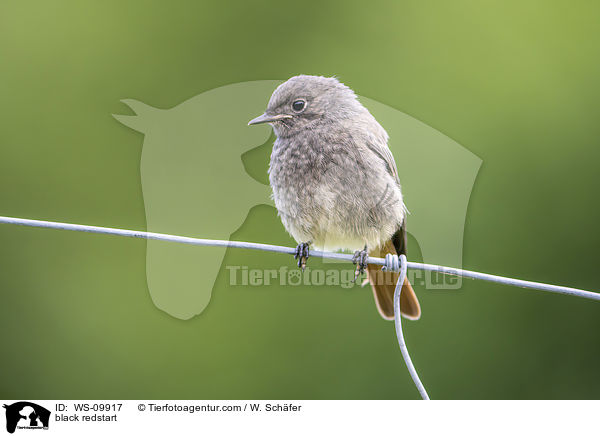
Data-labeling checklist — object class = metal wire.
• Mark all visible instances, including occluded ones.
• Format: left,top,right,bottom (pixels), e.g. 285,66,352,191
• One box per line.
394,254,429,400
0,214,598,401
0,215,596,301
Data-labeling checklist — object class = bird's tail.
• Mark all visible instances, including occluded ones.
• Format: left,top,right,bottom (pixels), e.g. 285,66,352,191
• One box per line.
365,239,421,321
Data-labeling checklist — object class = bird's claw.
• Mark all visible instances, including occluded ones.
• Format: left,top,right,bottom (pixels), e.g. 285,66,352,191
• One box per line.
294,242,310,271
352,246,368,282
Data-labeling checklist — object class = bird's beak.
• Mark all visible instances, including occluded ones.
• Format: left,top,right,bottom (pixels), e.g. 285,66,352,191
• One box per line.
248,113,292,126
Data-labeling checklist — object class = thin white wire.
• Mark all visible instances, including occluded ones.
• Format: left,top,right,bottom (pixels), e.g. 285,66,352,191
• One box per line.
394,254,429,400
405,262,600,300
0,214,599,401
0,215,597,301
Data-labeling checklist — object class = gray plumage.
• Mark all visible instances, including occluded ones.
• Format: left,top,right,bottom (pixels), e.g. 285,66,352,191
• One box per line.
248,75,420,320
257,75,405,251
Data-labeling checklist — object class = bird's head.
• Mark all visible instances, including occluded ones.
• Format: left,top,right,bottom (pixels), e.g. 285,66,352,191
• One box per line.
248,75,366,137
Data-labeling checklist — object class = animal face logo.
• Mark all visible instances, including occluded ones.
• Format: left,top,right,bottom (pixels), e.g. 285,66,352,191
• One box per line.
113,80,481,320
3,402,50,433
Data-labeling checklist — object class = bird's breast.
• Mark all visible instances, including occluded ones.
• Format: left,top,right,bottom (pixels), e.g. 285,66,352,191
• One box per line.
268,134,404,250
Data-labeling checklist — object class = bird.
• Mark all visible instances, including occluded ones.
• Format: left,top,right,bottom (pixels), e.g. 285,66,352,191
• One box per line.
248,75,420,321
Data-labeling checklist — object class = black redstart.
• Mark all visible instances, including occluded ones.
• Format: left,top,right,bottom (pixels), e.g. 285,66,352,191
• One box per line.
248,75,420,320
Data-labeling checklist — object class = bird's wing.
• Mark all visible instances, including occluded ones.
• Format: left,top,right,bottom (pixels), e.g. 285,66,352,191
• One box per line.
391,220,408,255
365,139,400,183
365,138,409,219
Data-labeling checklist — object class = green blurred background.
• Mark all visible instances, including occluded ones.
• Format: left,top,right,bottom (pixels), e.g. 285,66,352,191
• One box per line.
1,0,599,399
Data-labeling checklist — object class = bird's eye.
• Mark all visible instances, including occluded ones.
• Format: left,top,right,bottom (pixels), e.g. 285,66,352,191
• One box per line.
291,99,306,112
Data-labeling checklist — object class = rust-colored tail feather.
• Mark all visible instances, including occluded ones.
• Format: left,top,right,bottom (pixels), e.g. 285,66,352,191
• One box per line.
366,240,421,321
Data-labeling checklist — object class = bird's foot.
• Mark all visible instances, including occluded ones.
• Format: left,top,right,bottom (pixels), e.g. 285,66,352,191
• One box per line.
352,246,368,282
294,242,310,271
